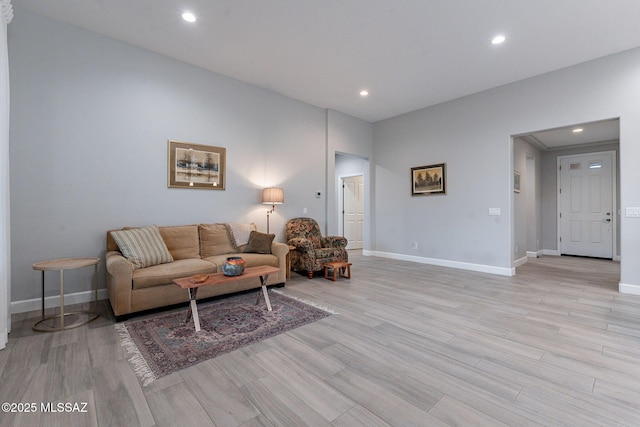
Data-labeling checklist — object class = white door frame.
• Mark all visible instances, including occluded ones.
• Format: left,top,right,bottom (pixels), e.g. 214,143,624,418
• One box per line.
556,150,617,259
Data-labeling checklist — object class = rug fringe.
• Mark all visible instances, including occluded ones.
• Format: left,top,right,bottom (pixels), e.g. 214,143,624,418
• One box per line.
115,323,157,386
271,289,339,314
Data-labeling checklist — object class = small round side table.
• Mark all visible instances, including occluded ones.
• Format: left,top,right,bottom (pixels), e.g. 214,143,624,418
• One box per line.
32,257,100,332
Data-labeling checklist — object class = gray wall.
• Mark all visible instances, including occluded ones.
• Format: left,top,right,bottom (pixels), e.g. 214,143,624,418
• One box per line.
373,47,640,287
327,110,373,250
513,138,542,261
8,7,336,302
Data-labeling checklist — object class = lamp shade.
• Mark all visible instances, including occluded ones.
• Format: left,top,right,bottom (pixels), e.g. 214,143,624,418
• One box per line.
262,187,284,205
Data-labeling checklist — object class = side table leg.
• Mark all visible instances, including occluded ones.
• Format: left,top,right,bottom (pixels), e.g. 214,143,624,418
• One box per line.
94,263,99,308
258,275,272,311
40,271,45,320
60,270,65,330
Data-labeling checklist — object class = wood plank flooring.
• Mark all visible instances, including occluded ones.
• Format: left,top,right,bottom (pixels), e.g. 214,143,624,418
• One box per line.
2,253,640,426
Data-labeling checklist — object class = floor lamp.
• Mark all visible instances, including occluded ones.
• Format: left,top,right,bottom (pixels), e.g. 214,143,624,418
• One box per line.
262,187,284,234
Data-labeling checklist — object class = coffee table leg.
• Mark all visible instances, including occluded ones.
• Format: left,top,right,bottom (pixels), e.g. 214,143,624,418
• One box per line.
188,288,201,332
258,275,272,311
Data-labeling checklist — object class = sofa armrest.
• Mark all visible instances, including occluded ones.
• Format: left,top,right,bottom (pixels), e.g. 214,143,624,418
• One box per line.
270,242,289,283
322,236,348,249
105,250,134,316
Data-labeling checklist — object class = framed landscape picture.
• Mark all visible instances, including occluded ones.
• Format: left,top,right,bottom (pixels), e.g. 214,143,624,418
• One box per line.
168,140,226,190
411,163,446,196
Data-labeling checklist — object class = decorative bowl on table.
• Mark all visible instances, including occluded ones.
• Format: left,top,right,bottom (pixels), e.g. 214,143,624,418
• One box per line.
222,256,245,276
189,274,209,284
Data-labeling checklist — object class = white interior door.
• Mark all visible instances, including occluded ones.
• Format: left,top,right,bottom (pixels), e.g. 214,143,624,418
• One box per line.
343,176,364,250
558,152,614,258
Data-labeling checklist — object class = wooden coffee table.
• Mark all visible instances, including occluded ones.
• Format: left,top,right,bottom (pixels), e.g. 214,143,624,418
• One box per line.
323,261,352,282
173,265,280,332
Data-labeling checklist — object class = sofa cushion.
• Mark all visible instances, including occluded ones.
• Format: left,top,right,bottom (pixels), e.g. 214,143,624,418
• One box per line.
132,258,217,289
199,223,236,257
110,225,174,270
159,225,200,260
244,231,275,254
203,253,279,269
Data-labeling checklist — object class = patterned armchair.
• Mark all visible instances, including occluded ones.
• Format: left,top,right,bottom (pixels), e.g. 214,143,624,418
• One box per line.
286,217,348,278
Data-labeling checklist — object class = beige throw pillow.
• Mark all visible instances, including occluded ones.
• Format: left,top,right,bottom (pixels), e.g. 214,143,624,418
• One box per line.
110,225,174,270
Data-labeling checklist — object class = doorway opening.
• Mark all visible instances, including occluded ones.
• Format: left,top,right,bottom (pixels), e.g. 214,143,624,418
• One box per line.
335,153,368,251
557,151,616,259
512,118,620,274
341,175,364,249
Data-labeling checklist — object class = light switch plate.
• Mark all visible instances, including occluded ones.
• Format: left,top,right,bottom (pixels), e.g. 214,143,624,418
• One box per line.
626,207,640,217
489,208,501,216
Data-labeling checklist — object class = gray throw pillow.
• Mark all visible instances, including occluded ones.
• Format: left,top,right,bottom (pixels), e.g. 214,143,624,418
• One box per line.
244,231,275,254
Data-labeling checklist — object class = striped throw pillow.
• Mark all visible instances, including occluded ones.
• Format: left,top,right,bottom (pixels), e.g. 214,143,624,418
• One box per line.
110,225,174,270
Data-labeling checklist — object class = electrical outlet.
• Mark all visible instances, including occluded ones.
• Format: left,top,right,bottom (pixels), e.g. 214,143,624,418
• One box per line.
303,207,308,215
412,242,418,250
489,208,501,216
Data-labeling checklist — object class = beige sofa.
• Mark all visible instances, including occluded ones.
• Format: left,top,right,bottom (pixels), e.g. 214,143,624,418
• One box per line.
105,223,288,317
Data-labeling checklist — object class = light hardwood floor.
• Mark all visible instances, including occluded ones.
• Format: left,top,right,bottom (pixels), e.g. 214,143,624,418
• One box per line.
2,252,640,426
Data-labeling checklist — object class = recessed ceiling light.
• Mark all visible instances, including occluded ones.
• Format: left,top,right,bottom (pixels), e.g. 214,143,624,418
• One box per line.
572,128,584,133
359,90,369,97
491,35,506,45
182,12,196,23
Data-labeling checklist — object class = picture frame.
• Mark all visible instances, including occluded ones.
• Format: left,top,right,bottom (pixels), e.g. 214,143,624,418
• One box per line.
514,170,521,193
168,140,226,190
411,163,446,196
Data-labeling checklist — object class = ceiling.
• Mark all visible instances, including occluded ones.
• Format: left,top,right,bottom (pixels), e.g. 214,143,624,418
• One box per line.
15,0,640,123
517,119,620,150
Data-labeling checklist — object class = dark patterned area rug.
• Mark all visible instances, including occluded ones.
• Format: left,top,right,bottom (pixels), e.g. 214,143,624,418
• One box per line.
116,290,333,385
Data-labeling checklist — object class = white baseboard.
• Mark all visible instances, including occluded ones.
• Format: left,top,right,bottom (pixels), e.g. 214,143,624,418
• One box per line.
619,282,640,295
364,250,514,276
11,289,109,314
514,256,528,267
526,250,543,258
542,249,561,256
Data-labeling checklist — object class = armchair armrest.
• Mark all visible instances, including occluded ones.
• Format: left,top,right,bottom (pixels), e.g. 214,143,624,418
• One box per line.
288,237,314,253
322,236,348,249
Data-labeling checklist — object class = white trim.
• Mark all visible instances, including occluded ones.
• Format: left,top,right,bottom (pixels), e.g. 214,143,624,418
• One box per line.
526,251,541,258
365,250,514,276
11,289,109,314
1,1,13,24
542,249,561,256
514,256,528,267
0,3,11,350
619,282,640,295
